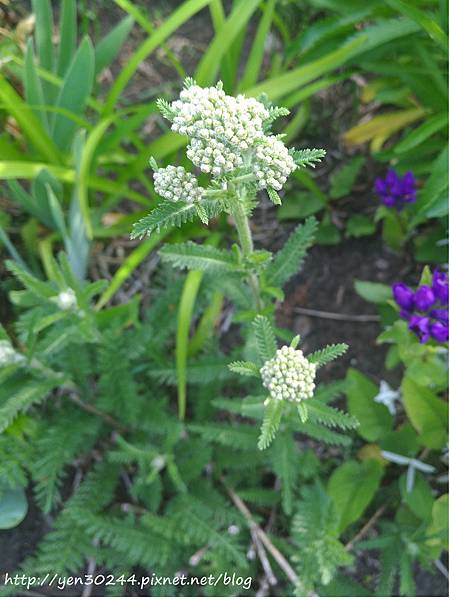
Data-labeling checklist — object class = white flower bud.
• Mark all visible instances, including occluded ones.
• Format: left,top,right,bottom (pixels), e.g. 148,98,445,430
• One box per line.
57,288,77,311
260,346,316,403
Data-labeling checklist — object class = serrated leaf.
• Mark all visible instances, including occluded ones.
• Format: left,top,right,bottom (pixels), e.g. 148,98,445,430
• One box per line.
292,148,326,168
252,315,277,363
258,399,283,450
266,217,317,287
160,241,239,273
308,343,348,367
228,361,260,377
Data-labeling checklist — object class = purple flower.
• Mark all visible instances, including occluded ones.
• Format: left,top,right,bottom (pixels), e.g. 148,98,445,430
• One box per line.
408,315,430,344
393,271,448,345
414,286,435,311
430,321,449,343
432,270,449,305
375,169,416,210
392,282,415,313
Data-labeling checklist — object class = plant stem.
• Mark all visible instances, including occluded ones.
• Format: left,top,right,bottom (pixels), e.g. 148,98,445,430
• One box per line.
230,187,263,311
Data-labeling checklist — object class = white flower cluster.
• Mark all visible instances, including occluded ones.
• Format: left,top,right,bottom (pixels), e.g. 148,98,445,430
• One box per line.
56,288,77,311
0,340,24,367
260,345,316,403
153,165,204,204
253,136,297,191
163,81,297,186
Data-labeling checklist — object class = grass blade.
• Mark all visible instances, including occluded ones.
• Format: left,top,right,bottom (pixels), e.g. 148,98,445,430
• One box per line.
105,0,211,114
24,40,49,132
56,0,77,76
94,15,134,76
195,0,261,86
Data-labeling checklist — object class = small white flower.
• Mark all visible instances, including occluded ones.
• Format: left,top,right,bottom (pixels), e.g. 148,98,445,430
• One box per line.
0,340,24,367
151,455,166,471
260,346,316,403
374,380,400,415
57,288,77,311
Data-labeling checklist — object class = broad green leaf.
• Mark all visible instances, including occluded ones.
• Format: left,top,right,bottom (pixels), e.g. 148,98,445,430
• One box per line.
327,459,383,533
51,37,95,150
346,214,376,238
346,368,393,441
0,486,28,530
354,280,391,304
402,377,448,449
329,157,364,199
399,472,434,521
426,494,448,555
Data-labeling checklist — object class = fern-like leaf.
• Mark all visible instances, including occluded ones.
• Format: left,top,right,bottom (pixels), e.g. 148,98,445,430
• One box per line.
271,433,298,514
228,361,260,377
253,315,277,363
305,399,359,431
258,399,283,450
265,217,317,287
308,343,348,367
291,148,326,168
160,241,239,273
130,202,198,239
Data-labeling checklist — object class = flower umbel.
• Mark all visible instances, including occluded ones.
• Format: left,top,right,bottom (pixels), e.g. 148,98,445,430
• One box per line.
375,169,416,210
260,345,316,403
153,165,204,204
392,269,449,343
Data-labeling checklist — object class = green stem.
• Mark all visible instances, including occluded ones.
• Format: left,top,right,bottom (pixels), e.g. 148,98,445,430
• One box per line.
230,188,263,312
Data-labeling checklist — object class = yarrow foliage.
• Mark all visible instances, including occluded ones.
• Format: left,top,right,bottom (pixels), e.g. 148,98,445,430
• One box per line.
261,345,316,402
393,269,449,343
375,169,416,210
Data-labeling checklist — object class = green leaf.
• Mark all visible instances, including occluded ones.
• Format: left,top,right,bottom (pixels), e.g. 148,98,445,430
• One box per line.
266,217,317,287
278,192,326,221
354,280,391,304
346,368,393,441
228,361,260,377
292,148,326,168
160,241,239,273
330,157,364,199
426,494,449,555
402,377,448,449
399,473,434,521
327,460,383,533
94,16,134,76
51,37,95,151
56,0,77,76
385,0,448,50
105,0,210,114
24,40,49,132
305,399,359,430
253,315,277,363
308,343,348,367
345,215,376,238
31,0,54,73
393,113,448,154
271,433,298,515
258,399,283,450
195,0,261,86
131,202,198,239
0,486,28,529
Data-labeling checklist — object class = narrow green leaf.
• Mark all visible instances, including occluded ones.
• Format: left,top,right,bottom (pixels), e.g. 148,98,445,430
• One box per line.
56,0,77,76
24,40,49,132
385,0,448,50
51,37,95,151
253,315,277,363
31,0,54,72
308,343,348,367
228,361,260,377
258,399,283,450
160,241,239,273
94,15,134,76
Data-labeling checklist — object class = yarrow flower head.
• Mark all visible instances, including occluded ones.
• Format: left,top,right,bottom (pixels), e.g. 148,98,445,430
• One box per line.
260,345,316,403
392,269,449,344
153,165,204,204
375,169,416,210
155,79,297,190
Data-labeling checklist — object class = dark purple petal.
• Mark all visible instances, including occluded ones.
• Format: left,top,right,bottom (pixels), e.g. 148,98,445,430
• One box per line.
408,315,430,343
414,286,435,311
386,170,399,187
375,178,387,194
430,321,448,343
430,308,449,325
402,171,415,190
393,283,415,311
383,195,396,207
432,270,449,305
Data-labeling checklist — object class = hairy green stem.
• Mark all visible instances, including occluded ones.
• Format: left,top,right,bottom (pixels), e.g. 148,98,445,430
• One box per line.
230,188,263,311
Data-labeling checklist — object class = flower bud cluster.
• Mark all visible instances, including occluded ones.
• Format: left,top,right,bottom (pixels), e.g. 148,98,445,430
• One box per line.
153,165,204,204
162,81,297,187
253,136,297,191
260,345,316,403
0,340,24,367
